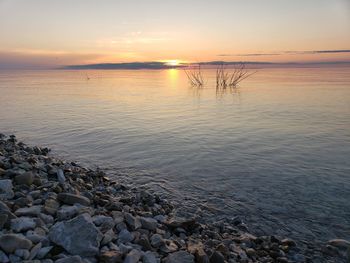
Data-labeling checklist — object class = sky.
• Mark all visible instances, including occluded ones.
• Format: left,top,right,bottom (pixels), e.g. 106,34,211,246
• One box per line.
0,0,349,69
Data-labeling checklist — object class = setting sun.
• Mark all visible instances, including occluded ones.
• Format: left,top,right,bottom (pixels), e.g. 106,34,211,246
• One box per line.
164,60,181,67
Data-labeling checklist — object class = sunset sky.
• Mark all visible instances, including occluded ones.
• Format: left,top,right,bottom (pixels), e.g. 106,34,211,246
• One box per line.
0,0,349,69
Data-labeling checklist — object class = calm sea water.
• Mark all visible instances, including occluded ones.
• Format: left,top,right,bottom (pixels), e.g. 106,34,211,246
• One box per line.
0,67,349,244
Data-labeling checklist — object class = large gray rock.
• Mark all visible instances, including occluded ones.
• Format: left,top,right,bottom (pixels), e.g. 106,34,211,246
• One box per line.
57,193,90,206
0,234,33,253
164,251,194,263
0,179,14,199
48,213,102,256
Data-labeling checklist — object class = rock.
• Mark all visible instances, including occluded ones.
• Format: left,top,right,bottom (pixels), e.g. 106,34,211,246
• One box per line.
57,193,90,206
57,205,79,220
0,200,16,226
36,246,52,259
57,169,66,184
140,217,158,231
150,234,164,248
124,249,141,263
14,172,34,186
29,242,42,259
44,199,60,215
118,229,134,243
164,251,195,263
55,255,84,263
14,248,30,259
0,250,9,262
166,217,196,230
195,248,209,263
11,217,36,232
102,229,116,245
327,239,350,250
137,236,152,250
0,179,14,199
209,251,225,263
281,238,296,247
49,213,102,256
143,251,157,263
187,243,209,263
15,205,42,216
0,214,8,229
99,250,123,263
0,234,33,253
92,215,115,232
125,213,141,230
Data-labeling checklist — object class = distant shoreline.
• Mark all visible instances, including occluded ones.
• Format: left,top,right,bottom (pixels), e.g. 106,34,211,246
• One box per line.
61,61,350,70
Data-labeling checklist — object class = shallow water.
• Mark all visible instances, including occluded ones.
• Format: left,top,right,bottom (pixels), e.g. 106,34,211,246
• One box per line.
0,67,349,244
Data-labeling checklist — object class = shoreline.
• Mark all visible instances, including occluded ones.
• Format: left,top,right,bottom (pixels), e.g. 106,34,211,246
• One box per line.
0,133,348,262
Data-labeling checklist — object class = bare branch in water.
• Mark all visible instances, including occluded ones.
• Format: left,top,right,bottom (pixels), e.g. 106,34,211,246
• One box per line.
216,63,256,89
184,64,204,87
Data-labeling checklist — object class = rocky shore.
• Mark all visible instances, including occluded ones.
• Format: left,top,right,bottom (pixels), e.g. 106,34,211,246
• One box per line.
0,133,349,263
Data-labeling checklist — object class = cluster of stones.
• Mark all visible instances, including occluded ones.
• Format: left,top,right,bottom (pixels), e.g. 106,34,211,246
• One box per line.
0,134,349,263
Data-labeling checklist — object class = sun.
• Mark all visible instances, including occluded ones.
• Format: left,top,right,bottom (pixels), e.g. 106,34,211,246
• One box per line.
164,60,181,67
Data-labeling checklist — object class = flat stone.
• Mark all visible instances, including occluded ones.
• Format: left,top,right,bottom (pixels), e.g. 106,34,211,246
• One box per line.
0,179,14,199
36,246,53,259
118,229,134,243
15,205,42,216
11,217,36,232
0,234,33,253
0,250,9,263
209,251,225,263
44,198,60,215
57,205,79,220
164,251,195,263
0,201,16,224
14,172,34,186
150,234,164,248
14,248,30,259
140,217,158,231
57,169,66,184
57,193,90,206
98,250,123,263
55,255,84,263
49,213,102,256
124,249,141,263
143,251,157,263
0,214,8,229
92,215,115,232
125,213,141,230
327,239,350,250
29,242,42,260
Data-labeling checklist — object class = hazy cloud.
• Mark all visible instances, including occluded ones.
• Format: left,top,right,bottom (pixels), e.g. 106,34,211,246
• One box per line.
218,49,350,57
